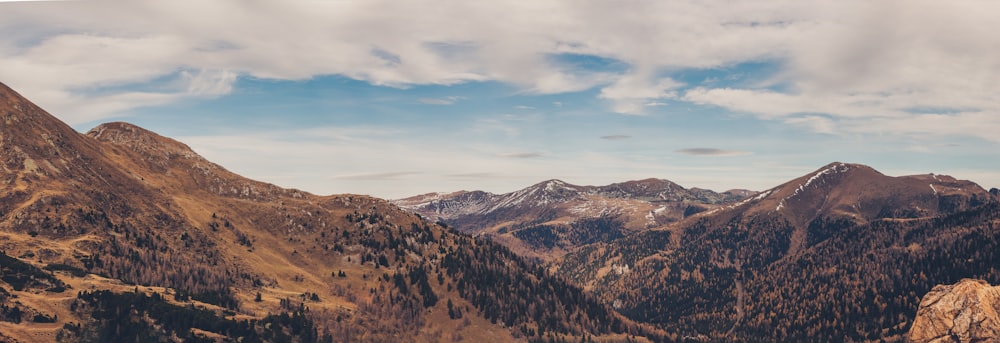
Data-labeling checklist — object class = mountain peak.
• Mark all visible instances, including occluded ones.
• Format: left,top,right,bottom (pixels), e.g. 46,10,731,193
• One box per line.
534,179,570,188
522,179,582,196
717,162,992,231
812,161,880,176
87,122,203,161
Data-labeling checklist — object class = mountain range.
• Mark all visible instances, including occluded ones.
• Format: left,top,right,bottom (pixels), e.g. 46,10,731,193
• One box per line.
2,80,1000,342
549,163,999,341
394,179,751,262
0,82,658,342
398,162,1000,341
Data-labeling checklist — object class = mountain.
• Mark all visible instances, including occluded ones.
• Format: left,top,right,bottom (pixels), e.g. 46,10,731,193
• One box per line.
0,82,662,342
908,279,1000,343
395,178,750,262
724,162,987,222
688,162,992,256
397,179,750,224
551,162,1000,341
6,79,999,342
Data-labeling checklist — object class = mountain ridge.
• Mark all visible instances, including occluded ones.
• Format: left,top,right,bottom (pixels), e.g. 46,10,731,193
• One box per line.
549,162,999,341
5,80,1000,342
394,177,753,263
691,162,992,229
0,82,659,342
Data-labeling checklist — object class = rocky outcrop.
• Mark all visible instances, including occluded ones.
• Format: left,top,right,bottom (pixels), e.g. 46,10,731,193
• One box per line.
908,279,1000,343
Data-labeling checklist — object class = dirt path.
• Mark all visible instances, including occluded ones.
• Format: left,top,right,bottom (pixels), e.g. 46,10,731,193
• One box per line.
725,260,745,337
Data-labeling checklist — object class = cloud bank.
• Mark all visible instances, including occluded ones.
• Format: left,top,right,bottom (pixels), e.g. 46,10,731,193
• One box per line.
0,0,995,142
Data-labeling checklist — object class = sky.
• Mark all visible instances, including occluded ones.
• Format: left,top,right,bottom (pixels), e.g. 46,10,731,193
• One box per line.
1,0,998,198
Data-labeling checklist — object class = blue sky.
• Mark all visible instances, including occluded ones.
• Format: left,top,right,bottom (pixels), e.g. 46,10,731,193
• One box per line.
1,0,998,198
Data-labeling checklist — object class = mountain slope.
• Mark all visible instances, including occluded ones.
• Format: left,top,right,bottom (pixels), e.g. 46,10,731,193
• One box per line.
395,178,750,262
737,162,986,222
0,82,659,342
551,162,999,341
688,162,991,257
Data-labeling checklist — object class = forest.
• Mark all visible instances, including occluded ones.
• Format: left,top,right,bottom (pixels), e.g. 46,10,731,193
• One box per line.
556,202,1000,341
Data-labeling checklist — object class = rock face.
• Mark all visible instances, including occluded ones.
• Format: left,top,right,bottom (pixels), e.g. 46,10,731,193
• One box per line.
909,279,1000,343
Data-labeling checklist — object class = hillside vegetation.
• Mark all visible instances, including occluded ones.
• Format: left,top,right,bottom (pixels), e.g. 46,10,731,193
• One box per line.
0,82,659,342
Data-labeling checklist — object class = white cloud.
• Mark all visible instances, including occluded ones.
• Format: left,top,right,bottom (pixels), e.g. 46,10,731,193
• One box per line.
497,152,544,158
784,116,837,135
678,0,1000,140
332,171,422,181
599,73,682,115
182,69,237,96
0,0,996,143
0,0,822,121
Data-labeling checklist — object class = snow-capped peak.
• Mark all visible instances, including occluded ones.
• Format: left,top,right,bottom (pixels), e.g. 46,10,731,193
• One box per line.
775,163,852,212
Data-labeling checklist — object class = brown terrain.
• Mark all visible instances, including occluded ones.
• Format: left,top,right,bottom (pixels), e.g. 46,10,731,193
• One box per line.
546,162,1000,341
4,77,1000,342
0,81,657,342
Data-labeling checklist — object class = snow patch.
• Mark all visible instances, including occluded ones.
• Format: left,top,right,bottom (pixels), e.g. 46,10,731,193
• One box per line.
776,163,851,210
487,180,580,212
929,184,938,195
734,189,772,208
702,189,772,215
645,206,667,224
569,199,619,217
544,179,569,192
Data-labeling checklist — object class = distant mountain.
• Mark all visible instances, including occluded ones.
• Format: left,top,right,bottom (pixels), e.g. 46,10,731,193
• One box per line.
715,162,988,222
0,82,660,342
8,79,999,342
552,162,999,341
690,162,992,256
395,178,751,262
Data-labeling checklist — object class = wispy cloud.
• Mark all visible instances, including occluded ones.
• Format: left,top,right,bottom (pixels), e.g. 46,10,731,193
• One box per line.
447,172,497,179
601,135,631,140
675,148,752,156
332,171,422,180
418,96,463,105
497,152,544,158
